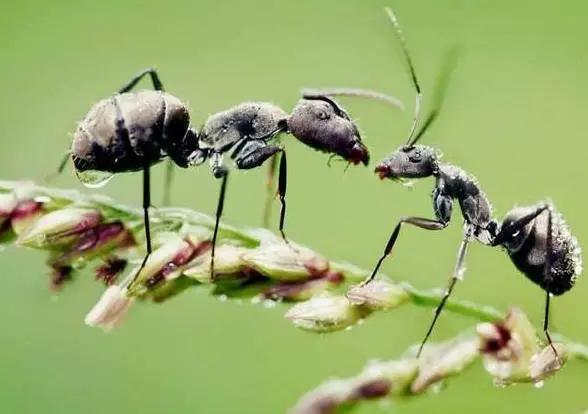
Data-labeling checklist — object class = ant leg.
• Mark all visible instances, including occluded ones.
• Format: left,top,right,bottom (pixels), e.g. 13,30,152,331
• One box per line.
542,206,560,360
233,142,283,234
118,68,164,93
210,166,228,280
162,159,174,206
56,151,71,174
277,150,289,244
492,204,549,246
129,166,153,286
494,202,559,359
417,227,472,357
543,289,559,360
262,154,278,228
45,151,71,182
362,216,448,285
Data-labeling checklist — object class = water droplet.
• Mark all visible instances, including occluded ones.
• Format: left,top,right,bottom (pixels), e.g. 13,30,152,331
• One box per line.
401,180,414,189
493,378,508,388
34,196,51,203
378,399,392,408
429,382,443,394
217,294,228,302
533,380,545,389
345,325,354,331
75,170,114,188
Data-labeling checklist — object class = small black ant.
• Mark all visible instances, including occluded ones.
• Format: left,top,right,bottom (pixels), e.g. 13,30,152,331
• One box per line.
354,8,582,357
65,69,401,280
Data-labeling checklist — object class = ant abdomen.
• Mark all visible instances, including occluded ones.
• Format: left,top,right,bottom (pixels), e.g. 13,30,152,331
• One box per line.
72,90,190,178
501,205,582,296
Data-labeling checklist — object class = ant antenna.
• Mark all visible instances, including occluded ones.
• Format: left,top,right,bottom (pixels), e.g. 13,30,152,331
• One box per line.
301,94,353,120
408,48,459,147
301,88,404,110
384,7,423,146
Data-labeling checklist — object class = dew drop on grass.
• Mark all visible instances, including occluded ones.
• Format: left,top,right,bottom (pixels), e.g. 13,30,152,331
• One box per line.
429,383,443,394
378,399,392,409
76,170,114,188
493,379,508,388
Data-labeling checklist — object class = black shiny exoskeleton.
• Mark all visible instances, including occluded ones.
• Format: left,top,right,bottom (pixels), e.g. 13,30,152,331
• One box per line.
69,68,204,280
65,67,375,280
497,205,581,297
195,95,371,274
358,8,582,356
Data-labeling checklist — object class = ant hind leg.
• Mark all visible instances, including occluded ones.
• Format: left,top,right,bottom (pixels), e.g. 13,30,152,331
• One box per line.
118,68,165,93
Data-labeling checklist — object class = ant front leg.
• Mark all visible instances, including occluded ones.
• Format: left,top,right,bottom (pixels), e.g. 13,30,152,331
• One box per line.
363,190,453,285
277,151,289,243
118,68,164,93
233,141,288,242
363,216,448,286
262,154,278,228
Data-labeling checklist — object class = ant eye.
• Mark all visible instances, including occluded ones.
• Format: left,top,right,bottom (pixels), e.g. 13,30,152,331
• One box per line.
408,150,422,163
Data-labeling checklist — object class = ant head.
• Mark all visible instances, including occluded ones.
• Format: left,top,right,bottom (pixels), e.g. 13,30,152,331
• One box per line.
375,144,438,180
371,8,459,182
287,96,369,166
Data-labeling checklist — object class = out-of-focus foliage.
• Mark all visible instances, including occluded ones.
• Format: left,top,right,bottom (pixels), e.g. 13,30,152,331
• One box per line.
0,0,587,413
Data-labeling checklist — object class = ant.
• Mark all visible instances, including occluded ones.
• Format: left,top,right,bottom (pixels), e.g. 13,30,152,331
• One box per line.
352,8,582,357
65,68,403,281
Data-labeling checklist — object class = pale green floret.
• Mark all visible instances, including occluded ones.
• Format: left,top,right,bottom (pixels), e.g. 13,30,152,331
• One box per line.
17,208,101,249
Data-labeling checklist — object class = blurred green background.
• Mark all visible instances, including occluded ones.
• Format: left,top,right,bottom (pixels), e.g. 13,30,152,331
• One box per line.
1,0,586,413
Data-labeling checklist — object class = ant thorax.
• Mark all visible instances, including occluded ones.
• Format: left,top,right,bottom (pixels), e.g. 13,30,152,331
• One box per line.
436,163,494,241
199,102,288,152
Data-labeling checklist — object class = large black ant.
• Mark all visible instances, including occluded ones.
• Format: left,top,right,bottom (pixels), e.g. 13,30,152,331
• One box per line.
65,69,403,280
351,8,582,357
